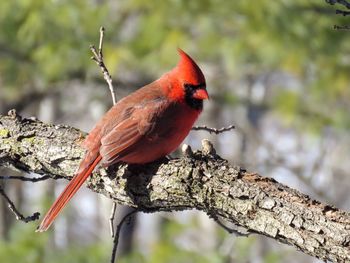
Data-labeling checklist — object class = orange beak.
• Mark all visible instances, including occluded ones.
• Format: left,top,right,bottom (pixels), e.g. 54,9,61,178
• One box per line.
193,89,209,100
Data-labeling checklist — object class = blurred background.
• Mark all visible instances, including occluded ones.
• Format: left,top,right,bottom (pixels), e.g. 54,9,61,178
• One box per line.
0,0,349,262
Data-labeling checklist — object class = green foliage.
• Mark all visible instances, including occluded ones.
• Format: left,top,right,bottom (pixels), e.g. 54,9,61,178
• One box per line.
273,90,301,121
232,236,257,263
1,1,349,110
0,224,47,263
0,0,109,97
263,251,283,263
120,218,226,263
0,224,109,263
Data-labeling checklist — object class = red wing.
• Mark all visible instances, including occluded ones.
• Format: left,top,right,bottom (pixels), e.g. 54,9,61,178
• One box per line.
99,120,142,165
99,97,168,166
83,81,166,153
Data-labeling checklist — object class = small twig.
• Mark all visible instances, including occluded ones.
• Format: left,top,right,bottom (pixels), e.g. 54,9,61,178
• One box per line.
191,125,235,134
209,213,250,237
0,175,51,182
90,26,117,105
326,0,350,16
0,185,40,223
90,26,119,238
109,202,117,237
110,210,137,263
337,0,350,9
326,0,350,8
98,26,104,56
336,9,350,15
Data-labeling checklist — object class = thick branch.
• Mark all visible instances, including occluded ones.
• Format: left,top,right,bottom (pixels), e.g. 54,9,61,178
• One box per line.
0,113,349,262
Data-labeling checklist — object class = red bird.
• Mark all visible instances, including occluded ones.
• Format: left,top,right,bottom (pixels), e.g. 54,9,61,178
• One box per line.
37,49,208,232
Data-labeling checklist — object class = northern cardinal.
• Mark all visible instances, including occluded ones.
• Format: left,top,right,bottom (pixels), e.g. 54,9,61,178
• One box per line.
37,49,208,232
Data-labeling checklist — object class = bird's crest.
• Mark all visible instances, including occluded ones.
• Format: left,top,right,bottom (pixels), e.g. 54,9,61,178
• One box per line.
176,48,206,86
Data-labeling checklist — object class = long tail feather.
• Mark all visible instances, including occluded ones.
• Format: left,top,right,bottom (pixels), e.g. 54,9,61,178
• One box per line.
36,155,102,232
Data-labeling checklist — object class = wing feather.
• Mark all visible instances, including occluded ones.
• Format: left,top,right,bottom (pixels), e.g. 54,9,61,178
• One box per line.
99,97,168,166
100,124,141,164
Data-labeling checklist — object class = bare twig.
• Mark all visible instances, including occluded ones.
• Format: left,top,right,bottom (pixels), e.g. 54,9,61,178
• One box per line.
90,26,117,105
0,185,40,223
90,26,120,239
210,214,250,237
326,0,350,8
0,175,51,182
109,202,117,237
98,26,104,55
326,0,350,16
191,125,235,134
336,9,350,15
110,210,137,263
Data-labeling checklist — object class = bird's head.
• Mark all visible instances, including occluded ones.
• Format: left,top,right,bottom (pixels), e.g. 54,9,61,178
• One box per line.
166,49,209,110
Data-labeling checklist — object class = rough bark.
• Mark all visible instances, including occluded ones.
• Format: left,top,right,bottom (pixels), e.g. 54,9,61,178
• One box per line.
0,112,349,262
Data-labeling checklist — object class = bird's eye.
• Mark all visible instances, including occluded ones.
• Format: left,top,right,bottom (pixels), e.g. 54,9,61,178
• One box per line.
184,83,205,92
184,83,208,102
183,83,207,109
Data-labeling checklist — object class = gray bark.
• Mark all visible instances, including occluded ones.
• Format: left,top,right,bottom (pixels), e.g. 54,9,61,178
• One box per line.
0,111,349,262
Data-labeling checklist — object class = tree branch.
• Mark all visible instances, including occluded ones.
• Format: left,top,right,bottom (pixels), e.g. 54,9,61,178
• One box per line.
191,125,235,134
90,27,117,105
326,0,350,16
90,26,121,244
0,112,349,262
0,174,51,182
0,184,40,223
110,209,137,263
